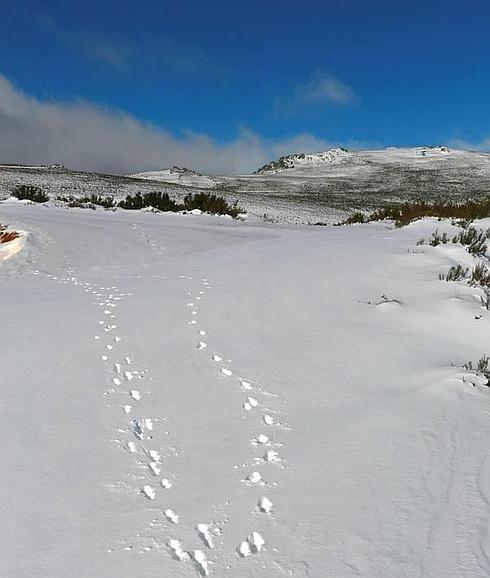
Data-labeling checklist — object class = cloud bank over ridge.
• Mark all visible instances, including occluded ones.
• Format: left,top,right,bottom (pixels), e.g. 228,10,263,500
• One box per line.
0,74,340,175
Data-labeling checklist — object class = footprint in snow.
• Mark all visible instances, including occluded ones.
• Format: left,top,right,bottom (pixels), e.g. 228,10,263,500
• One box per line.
149,462,161,476
237,532,265,557
263,449,281,463
169,539,189,561
258,496,273,513
164,509,179,524
220,368,232,377
196,523,214,549
192,550,209,576
142,485,156,500
263,414,274,426
253,433,269,445
243,397,258,411
245,471,263,484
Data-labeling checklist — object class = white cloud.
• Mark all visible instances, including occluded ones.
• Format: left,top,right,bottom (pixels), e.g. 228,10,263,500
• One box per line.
275,73,357,116
298,74,357,106
0,74,350,175
447,137,490,152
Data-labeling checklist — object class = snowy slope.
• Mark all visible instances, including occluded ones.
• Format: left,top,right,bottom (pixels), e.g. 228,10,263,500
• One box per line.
1,201,489,577
2,147,490,225
128,166,219,189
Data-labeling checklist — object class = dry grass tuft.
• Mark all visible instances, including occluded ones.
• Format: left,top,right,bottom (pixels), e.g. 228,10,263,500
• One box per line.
0,224,20,244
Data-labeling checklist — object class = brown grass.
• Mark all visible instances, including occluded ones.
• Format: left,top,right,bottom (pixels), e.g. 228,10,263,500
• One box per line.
340,197,490,227
0,224,20,244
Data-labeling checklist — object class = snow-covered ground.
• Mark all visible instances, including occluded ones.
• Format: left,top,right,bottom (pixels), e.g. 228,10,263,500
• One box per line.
1,202,489,577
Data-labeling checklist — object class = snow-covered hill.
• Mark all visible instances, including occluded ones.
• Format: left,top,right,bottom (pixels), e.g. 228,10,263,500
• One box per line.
255,146,455,174
1,146,490,225
128,166,219,189
1,201,489,577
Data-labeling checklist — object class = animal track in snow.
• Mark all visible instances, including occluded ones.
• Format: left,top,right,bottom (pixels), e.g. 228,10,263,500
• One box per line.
263,414,274,426
142,485,156,500
254,433,269,445
246,471,263,484
220,368,233,377
130,390,141,401
237,532,265,557
192,550,209,576
149,462,161,476
263,449,281,463
164,509,179,524
149,449,161,462
258,496,273,513
196,523,214,549
197,341,207,350
169,539,189,561
243,396,259,411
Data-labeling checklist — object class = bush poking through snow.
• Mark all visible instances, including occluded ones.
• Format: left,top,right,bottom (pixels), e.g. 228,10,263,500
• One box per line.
118,191,179,212
452,227,488,257
117,191,243,217
183,192,242,218
469,262,490,288
88,194,116,208
480,290,490,310
441,264,469,282
429,230,449,246
342,211,367,225
464,355,490,387
12,184,49,203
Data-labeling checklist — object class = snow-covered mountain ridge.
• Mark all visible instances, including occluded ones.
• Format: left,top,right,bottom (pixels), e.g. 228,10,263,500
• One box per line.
254,146,473,174
1,146,490,225
255,147,353,173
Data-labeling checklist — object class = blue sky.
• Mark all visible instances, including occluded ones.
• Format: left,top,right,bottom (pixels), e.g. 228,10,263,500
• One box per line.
1,0,489,173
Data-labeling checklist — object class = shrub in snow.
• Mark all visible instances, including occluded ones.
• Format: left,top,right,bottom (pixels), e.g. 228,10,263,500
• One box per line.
12,184,49,203
183,192,242,218
429,230,449,246
441,264,468,282
117,191,243,218
452,227,488,257
463,355,489,387
469,262,490,288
